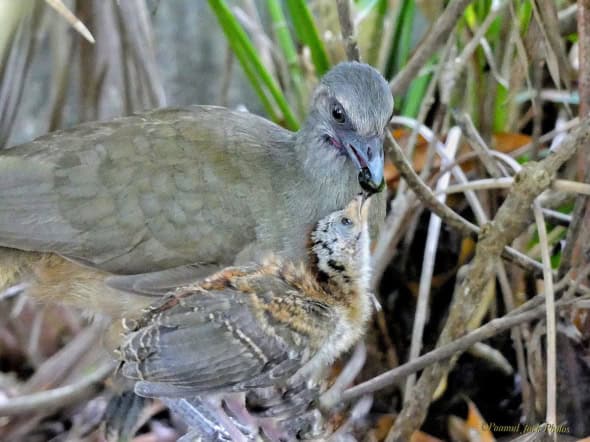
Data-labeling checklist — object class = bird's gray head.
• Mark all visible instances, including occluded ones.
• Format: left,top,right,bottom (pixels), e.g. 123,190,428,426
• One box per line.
310,194,371,291
302,62,393,194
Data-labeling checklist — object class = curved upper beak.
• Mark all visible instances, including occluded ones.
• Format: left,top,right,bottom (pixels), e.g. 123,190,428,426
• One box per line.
341,132,385,194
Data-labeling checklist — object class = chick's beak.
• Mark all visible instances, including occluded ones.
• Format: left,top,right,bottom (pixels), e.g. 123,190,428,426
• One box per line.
341,132,385,194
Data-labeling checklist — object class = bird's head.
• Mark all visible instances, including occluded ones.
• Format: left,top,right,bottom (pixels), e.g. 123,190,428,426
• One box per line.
310,194,371,291
303,62,393,194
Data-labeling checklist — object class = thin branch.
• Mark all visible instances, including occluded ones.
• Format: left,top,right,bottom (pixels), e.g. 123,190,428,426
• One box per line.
405,127,462,397
390,0,475,95
336,0,360,62
0,361,114,416
343,289,587,402
496,262,535,420
440,178,590,196
453,0,509,82
452,111,505,178
387,118,587,442
533,202,557,427
45,0,95,44
387,130,544,275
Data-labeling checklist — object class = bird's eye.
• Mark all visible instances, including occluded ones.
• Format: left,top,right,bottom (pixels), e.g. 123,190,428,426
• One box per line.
331,103,345,123
341,217,352,226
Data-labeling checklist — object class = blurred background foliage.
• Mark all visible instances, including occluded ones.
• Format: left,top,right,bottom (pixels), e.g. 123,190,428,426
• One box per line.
0,0,589,441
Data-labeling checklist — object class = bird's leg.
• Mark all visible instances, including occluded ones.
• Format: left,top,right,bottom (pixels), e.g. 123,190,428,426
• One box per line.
222,393,259,433
164,397,249,442
205,396,254,442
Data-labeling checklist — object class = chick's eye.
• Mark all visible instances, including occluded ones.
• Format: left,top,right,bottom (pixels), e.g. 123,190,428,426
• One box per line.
341,217,352,226
331,104,345,123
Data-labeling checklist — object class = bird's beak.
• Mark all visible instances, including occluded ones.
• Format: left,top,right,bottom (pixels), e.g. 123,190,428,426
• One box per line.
341,132,385,194
359,193,371,222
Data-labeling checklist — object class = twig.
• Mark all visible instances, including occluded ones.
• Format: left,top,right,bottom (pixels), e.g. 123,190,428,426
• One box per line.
343,290,588,402
399,36,455,196
320,343,366,409
440,178,590,196
45,0,95,44
580,0,590,117
336,0,360,62
0,361,114,416
467,342,513,376
371,193,417,292
533,202,557,430
496,262,535,420
559,0,590,280
405,127,462,397
390,0,475,95
387,118,587,442
452,111,505,178
387,130,544,275
453,0,509,83
510,117,580,158
541,208,571,226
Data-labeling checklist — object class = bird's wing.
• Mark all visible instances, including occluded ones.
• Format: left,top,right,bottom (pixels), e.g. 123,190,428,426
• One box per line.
119,281,336,398
0,106,293,274
105,264,222,296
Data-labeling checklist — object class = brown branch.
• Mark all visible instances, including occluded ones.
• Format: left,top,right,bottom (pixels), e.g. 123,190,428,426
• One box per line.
390,0,475,96
336,0,360,62
387,132,544,275
0,361,114,416
560,1,590,282
344,291,586,402
386,120,588,442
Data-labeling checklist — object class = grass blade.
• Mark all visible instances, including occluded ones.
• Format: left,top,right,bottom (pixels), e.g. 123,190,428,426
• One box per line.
284,0,331,75
208,0,299,129
267,0,307,116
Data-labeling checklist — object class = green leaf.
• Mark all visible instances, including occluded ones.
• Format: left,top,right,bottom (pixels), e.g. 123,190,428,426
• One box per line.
208,0,299,130
400,65,432,117
285,0,331,76
384,0,415,80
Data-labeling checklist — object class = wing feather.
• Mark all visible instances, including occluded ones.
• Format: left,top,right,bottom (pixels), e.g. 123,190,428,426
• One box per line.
120,283,336,398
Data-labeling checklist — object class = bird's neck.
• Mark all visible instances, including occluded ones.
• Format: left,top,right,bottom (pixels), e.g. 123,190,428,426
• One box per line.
308,253,369,306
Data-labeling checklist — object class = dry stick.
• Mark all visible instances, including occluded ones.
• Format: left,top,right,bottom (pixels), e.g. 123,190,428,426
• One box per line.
452,112,505,178
510,117,580,158
336,0,360,62
430,114,535,419
45,0,95,44
405,128,462,398
390,0,475,96
386,120,589,442
533,202,557,431
342,290,588,402
399,36,455,197
441,177,590,196
386,131,544,275
560,0,590,279
495,262,535,420
0,361,114,416
452,0,509,84
579,0,590,118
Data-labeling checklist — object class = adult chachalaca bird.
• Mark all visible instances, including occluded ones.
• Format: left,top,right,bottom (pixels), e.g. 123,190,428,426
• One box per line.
0,62,392,317
118,194,374,441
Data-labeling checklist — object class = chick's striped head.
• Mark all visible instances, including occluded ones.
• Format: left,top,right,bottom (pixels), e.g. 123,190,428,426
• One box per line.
310,194,371,291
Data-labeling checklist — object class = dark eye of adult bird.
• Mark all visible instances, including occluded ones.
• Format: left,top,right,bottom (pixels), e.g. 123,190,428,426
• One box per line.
341,217,352,226
331,103,346,124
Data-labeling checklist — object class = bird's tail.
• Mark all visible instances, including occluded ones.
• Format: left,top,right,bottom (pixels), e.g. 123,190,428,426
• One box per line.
0,248,153,319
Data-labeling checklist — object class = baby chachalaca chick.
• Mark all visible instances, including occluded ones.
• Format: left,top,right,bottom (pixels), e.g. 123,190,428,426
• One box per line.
118,195,373,439
0,62,392,318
